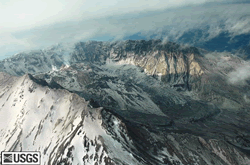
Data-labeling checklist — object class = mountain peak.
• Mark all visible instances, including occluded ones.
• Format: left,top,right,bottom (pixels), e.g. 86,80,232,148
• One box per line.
1,40,250,164
27,73,64,90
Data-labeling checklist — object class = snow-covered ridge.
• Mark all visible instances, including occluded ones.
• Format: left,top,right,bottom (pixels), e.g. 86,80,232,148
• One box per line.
1,40,250,164
1,72,250,164
0,73,141,165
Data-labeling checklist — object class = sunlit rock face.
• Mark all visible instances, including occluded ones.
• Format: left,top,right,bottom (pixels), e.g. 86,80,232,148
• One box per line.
1,40,250,165
0,40,206,94
70,40,204,90
0,40,204,90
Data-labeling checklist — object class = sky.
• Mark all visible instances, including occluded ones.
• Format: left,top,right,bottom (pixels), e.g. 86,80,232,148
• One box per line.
0,0,250,59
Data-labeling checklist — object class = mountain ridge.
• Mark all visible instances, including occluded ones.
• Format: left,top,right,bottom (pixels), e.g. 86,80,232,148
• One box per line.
1,40,250,164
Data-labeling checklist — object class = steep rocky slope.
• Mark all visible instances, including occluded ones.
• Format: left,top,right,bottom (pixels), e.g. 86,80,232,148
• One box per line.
1,40,250,164
70,40,203,90
1,72,250,164
0,72,142,165
0,40,203,90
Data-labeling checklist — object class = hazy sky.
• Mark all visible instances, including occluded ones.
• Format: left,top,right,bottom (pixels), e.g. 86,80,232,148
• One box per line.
0,0,250,59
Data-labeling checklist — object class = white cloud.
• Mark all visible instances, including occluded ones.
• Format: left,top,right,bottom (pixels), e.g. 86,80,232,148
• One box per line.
228,62,250,85
0,0,250,58
0,0,216,31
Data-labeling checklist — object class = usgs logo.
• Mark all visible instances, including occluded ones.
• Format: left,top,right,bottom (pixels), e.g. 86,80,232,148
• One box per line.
1,151,40,165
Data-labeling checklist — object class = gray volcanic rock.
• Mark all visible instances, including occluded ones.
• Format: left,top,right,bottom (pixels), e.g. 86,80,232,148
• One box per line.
0,43,73,76
70,40,203,90
0,73,142,165
35,61,221,126
1,40,250,164
0,40,203,90
1,72,250,165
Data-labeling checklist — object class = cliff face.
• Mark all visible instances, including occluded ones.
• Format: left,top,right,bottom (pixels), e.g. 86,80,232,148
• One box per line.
1,40,250,164
115,51,203,90
0,40,248,111
1,72,250,165
110,42,203,77
0,40,204,89
70,40,204,90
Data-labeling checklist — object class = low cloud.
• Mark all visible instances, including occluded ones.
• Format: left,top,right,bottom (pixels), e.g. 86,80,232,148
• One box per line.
204,52,250,86
0,0,250,58
228,62,250,85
